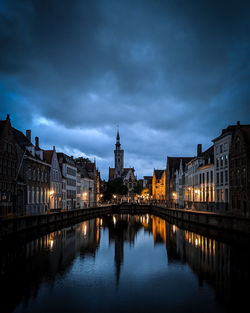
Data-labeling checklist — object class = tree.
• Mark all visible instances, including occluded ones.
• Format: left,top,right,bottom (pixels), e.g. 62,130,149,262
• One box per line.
103,178,128,200
133,181,143,195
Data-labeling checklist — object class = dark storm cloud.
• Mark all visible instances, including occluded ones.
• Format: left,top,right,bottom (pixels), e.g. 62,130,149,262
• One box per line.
0,0,250,178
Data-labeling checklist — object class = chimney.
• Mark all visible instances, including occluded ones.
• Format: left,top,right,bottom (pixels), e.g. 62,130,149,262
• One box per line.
53,145,56,151
197,144,202,156
237,121,240,126
35,136,39,148
26,130,31,142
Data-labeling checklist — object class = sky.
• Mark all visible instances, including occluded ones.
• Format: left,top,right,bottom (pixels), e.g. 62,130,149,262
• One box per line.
0,0,250,180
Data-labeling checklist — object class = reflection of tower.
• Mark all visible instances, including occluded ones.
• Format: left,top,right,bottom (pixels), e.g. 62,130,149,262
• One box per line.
114,130,124,178
114,236,124,285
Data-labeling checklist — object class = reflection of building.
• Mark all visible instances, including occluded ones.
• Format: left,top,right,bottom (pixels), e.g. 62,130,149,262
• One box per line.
151,216,166,244
165,222,232,304
152,169,166,201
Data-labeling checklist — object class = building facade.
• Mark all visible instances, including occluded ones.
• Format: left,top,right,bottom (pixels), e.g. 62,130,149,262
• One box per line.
13,129,50,215
43,147,62,210
152,169,166,201
57,153,77,210
183,145,215,211
166,156,193,206
0,114,18,217
229,123,250,216
213,126,234,212
109,131,137,201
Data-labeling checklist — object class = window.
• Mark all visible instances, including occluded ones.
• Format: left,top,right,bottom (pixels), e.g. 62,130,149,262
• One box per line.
225,171,228,184
216,158,219,168
217,190,220,202
217,173,219,185
221,189,224,202
221,172,224,185
207,172,209,183
211,171,213,183
220,145,223,153
225,155,228,166
242,168,246,185
220,156,223,168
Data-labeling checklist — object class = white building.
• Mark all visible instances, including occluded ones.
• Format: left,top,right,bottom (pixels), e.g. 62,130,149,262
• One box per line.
57,153,77,210
212,128,232,212
181,145,215,211
43,146,62,210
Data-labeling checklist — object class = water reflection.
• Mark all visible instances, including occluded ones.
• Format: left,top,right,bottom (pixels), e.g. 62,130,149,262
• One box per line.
0,214,249,313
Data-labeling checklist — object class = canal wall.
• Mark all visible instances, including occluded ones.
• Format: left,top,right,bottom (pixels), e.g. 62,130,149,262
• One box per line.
0,206,112,240
1,203,250,240
152,206,250,234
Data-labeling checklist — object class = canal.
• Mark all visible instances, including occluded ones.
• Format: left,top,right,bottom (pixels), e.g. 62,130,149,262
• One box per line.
0,214,249,313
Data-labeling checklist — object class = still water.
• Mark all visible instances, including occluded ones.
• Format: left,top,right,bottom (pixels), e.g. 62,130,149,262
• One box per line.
0,214,249,313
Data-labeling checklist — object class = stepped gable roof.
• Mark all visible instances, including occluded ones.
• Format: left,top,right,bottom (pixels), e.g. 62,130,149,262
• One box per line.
43,150,54,164
167,156,194,173
154,169,164,179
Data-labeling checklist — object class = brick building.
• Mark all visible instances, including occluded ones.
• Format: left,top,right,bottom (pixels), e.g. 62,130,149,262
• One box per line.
0,114,17,217
229,123,250,216
13,129,51,215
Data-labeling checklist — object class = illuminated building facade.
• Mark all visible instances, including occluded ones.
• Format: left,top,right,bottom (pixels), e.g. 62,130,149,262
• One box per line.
43,146,62,210
152,169,166,201
166,156,193,206
183,145,215,211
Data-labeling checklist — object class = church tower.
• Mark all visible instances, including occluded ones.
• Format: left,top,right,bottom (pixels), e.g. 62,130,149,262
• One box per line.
114,129,124,178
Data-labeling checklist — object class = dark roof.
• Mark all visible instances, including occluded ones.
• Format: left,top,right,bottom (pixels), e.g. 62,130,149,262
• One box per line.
144,176,153,180
43,150,54,164
167,157,194,173
240,125,250,145
57,152,76,166
212,123,250,142
154,169,165,179
12,127,33,150
0,120,5,135
200,145,214,158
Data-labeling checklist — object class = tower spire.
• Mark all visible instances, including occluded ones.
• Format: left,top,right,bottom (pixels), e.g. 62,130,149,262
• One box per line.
116,124,120,141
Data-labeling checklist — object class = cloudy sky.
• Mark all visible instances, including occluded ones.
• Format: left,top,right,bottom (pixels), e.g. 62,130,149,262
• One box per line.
1,0,250,179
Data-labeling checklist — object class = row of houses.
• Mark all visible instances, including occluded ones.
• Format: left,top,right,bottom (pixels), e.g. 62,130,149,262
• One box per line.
0,114,100,217
152,121,250,217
